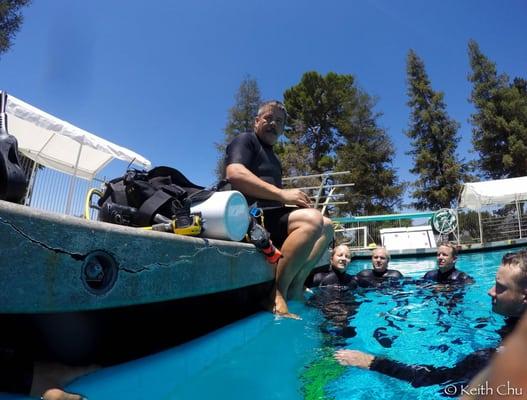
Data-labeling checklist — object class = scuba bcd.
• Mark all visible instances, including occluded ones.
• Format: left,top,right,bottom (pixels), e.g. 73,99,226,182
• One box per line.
96,166,212,235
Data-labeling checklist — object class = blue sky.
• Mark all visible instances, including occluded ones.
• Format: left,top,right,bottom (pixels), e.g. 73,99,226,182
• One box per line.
1,0,526,205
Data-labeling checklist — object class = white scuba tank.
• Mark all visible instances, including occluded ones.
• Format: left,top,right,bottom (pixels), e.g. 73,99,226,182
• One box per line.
190,190,250,241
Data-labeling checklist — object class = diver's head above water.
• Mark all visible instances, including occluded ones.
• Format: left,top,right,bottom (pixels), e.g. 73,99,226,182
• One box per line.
489,250,527,318
331,244,351,273
371,247,390,275
436,242,457,273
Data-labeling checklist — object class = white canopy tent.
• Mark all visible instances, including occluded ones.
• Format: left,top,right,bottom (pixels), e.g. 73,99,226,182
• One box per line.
458,176,527,242
4,92,151,179
2,91,151,214
459,176,527,210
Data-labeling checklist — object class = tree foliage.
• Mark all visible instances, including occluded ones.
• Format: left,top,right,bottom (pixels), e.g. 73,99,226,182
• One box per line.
281,71,403,215
215,76,261,180
405,49,468,210
0,0,30,57
468,39,527,179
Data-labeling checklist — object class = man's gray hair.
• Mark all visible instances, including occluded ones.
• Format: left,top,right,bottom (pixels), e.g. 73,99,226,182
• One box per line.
257,100,288,120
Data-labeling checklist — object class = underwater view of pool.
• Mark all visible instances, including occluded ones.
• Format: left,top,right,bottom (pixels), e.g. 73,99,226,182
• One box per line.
1,247,520,400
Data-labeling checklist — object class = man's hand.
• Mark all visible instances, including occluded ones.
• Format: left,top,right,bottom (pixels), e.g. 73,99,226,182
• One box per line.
334,350,375,369
280,189,312,208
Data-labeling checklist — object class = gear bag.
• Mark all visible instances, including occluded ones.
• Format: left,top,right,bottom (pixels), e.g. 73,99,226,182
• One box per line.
98,166,213,227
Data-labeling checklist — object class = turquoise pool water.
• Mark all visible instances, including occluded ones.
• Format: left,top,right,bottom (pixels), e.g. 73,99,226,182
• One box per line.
319,249,512,400
1,247,518,399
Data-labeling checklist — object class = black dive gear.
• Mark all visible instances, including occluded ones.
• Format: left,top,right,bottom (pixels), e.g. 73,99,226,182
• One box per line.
247,214,282,264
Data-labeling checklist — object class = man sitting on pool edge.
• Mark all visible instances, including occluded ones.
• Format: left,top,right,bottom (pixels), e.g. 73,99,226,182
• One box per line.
334,249,527,396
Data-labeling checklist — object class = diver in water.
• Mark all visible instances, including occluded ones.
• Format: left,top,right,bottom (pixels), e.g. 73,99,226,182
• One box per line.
460,310,527,399
423,242,474,284
306,244,356,288
355,247,403,288
334,250,527,397
306,244,360,340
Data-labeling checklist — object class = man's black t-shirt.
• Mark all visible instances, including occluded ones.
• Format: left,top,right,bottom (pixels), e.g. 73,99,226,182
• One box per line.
225,132,282,208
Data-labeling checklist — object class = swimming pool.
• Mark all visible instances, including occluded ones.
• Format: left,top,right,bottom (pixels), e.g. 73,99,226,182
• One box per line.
305,248,514,400
0,248,516,399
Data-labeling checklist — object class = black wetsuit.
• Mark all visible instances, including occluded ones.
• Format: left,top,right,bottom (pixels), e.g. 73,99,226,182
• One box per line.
225,132,293,248
369,318,518,397
423,267,474,284
0,347,33,394
225,132,282,208
355,269,404,288
306,270,361,340
309,268,358,288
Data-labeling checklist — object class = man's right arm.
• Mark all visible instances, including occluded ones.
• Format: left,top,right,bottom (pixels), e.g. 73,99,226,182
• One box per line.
335,348,491,388
226,163,311,208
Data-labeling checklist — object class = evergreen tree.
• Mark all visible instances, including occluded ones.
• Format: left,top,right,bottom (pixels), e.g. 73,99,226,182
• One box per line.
282,71,403,215
0,0,30,57
336,90,404,214
468,39,527,179
215,76,261,180
405,49,467,210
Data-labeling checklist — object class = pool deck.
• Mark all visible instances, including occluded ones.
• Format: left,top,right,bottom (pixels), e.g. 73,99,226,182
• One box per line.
351,237,527,259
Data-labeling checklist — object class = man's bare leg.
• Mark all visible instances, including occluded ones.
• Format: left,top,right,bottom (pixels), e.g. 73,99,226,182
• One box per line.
272,209,323,317
288,216,334,300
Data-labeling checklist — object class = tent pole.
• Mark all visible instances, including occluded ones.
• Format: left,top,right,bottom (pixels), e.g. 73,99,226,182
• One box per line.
65,143,83,215
24,160,38,206
455,209,460,244
478,210,483,244
516,199,522,239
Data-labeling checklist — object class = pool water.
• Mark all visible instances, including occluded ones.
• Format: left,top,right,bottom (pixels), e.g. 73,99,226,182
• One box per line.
1,248,518,399
310,249,514,400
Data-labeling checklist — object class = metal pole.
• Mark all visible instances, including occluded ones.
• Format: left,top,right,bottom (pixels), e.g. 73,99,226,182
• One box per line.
321,187,336,215
314,175,326,209
24,161,38,206
516,199,522,239
455,209,460,245
478,210,483,244
65,142,83,215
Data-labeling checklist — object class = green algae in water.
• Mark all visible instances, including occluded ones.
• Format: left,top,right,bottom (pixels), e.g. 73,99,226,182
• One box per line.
301,347,346,400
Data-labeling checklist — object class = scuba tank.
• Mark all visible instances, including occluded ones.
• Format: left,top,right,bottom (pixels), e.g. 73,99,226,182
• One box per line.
190,191,250,241
0,92,27,203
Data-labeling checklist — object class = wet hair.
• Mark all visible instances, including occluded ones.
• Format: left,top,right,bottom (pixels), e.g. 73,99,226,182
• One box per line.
257,100,288,120
501,250,527,285
438,241,458,257
372,246,390,261
330,244,351,261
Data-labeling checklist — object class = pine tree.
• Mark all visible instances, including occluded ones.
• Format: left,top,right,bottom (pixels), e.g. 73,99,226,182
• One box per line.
0,0,31,57
336,90,404,214
215,76,261,180
282,71,403,215
468,40,527,179
405,50,467,210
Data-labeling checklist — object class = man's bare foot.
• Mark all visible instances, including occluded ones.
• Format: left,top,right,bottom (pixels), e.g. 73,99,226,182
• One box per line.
274,311,302,320
273,289,302,319
41,388,87,400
